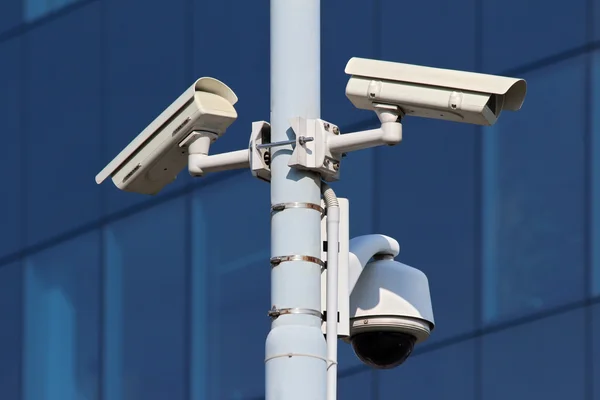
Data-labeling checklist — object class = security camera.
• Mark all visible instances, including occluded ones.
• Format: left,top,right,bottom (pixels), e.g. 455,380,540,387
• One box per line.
345,57,527,126
345,235,434,369
95,77,238,195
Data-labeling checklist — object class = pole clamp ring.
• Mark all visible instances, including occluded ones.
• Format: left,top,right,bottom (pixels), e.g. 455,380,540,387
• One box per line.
267,306,324,320
270,255,325,269
271,202,324,216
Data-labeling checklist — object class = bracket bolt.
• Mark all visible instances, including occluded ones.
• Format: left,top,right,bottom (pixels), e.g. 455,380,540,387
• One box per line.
332,126,340,135
333,162,339,171
323,122,330,131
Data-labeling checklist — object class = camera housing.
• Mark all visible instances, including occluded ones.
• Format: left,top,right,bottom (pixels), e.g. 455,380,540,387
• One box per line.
348,256,434,369
345,57,527,126
95,77,238,195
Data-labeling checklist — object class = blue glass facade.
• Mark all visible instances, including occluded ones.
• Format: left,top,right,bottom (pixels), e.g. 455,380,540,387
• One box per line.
0,0,598,399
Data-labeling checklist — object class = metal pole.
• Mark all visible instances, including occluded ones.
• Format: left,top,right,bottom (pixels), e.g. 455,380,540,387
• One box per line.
266,0,326,399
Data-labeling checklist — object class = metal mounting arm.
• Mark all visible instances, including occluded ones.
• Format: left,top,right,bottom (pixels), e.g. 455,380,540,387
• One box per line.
185,130,250,177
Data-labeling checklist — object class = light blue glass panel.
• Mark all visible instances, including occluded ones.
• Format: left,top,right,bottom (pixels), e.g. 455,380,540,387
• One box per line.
593,304,600,400
593,50,600,295
379,340,476,400
322,1,378,126
24,0,76,22
0,262,23,399
375,120,479,342
25,4,102,246
192,0,269,154
482,56,586,323
104,197,187,400
0,38,22,258
102,0,189,213
1,0,21,32
483,0,586,72
482,308,585,400
381,0,476,71
23,231,101,400
338,370,373,399
191,173,270,399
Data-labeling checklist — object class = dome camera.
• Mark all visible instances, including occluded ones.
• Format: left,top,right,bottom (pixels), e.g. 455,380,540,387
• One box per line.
348,256,434,369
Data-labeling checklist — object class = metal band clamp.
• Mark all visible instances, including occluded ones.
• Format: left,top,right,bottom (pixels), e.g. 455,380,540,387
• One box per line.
270,255,326,269
267,306,324,319
265,352,329,363
270,202,324,215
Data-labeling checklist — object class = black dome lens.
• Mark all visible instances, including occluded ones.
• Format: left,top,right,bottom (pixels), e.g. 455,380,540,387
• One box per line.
350,331,416,369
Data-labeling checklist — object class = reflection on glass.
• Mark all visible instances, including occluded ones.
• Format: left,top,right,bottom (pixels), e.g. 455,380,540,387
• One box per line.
482,57,586,323
23,232,100,400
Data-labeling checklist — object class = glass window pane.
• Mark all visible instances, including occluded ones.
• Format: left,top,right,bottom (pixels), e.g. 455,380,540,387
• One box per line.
103,0,189,214
482,56,586,323
592,50,600,295
594,0,600,41
23,231,101,400
481,309,585,400
0,0,21,33
192,0,269,154
25,4,102,246
0,262,23,399
0,38,22,258
593,304,600,400
104,197,187,400
378,340,476,400
375,120,479,342
191,173,270,399
482,0,586,72
322,1,378,126
338,370,373,399
381,0,476,72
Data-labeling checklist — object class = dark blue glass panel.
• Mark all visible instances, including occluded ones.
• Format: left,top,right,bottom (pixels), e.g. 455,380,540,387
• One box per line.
322,1,378,126
0,262,22,399
482,56,586,323
381,0,476,71
379,340,476,400
338,370,373,399
482,309,585,400
482,0,586,72
23,231,101,400
593,51,600,295
0,0,20,32
102,0,189,214
595,0,600,41
191,173,270,399
0,38,22,259
104,197,187,400
375,120,478,342
593,304,600,400
25,4,102,246
192,0,269,154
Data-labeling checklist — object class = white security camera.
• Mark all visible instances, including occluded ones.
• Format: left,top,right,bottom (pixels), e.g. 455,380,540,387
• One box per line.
345,234,434,369
95,77,238,195
345,57,527,126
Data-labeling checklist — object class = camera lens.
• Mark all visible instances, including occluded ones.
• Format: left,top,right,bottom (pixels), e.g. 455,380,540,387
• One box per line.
350,331,416,369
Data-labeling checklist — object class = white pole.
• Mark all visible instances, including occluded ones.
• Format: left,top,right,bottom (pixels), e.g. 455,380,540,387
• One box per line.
265,0,327,399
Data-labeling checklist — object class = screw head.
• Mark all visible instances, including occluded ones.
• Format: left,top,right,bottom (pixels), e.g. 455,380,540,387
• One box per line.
323,122,330,131
333,126,340,135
